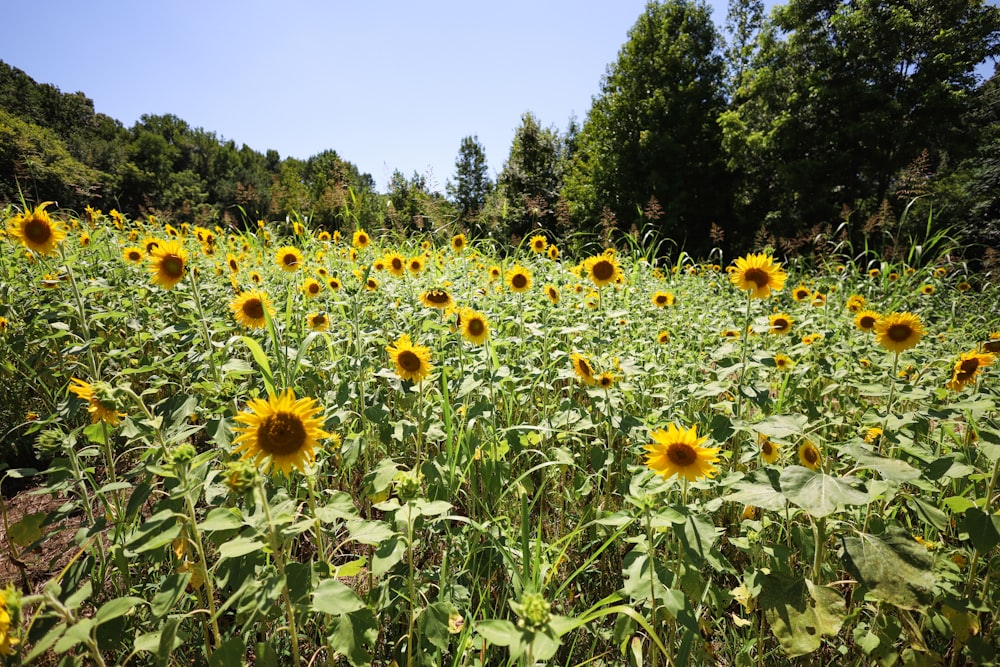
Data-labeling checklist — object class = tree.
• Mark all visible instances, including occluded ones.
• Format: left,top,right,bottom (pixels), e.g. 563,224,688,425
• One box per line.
563,0,731,254
720,0,1000,249
497,112,565,240
447,135,492,229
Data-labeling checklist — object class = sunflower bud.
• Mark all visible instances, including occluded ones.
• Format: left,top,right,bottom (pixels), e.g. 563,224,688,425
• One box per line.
395,470,423,502
225,460,259,494
512,591,551,629
170,443,197,466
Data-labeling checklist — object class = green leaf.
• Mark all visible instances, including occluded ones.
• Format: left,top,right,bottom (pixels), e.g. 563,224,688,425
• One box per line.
722,467,786,511
476,619,519,646
312,579,367,616
151,574,191,619
332,557,366,578
95,596,145,625
347,519,396,546
8,511,46,547
752,414,809,438
779,466,869,517
218,536,265,560
240,335,275,397
209,637,246,667
760,573,846,657
841,525,937,610
419,601,461,652
840,442,921,482
198,507,242,532
327,608,377,667
961,508,1000,553
372,534,406,576
906,495,949,532
314,491,361,523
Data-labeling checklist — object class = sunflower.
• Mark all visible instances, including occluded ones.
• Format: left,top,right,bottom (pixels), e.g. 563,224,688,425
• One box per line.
352,229,371,250
547,245,560,260
864,427,883,445
874,312,924,353
249,271,263,285
855,310,880,332
226,254,240,273
296,278,320,299
459,308,489,345
985,332,1000,353
868,268,881,278
801,333,822,345
122,246,144,264
947,350,995,390
487,265,502,282
760,437,780,464
275,245,304,272
149,240,188,289
229,290,274,329
365,277,379,291
69,378,124,426
420,289,453,309
408,256,425,275
307,312,330,332
385,252,406,277
657,331,670,344
7,202,66,255
768,313,793,335
231,389,331,476
0,316,8,332
317,230,331,242
933,267,947,278
644,423,720,482
596,372,617,389
506,265,533,292
845,295,865,313
811,292,827,307
792,285,811,302
545,284,559,304
451,233,467,253
888,271,900,282
372,258,386,272
774,353,794,371
79,231,91,247
528,234,548,254
798,440,821,470
652,291,675,308
722,329,741,339
957,281,972,292
570,353,597,385
919,284,935,295
729,253,787,299
386,334,432,383
583,254,621,288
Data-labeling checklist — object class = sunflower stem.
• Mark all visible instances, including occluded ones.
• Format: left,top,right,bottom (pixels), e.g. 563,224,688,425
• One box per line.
645,503,660,667
188,268,222,386
305,473,329,573
881,351,901,456
257,476,302,667
180,466,223,655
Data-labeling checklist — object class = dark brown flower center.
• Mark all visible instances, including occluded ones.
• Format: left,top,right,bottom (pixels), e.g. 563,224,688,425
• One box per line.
592,260,615,282
308,283,320,294
243,298,264,319
391,258,403,271
312,315,327,327
128,251,142,261
577,359,593,377
162,255,184,278
956,359,980,381
744,267,770,288
860,316,876,329
762,441,774,456
426,291,450,304
802,446,819,464
258,412,306,456
283,253,298,267
887,324,913,342
467,318,485,337
25,218,53,243
398,350,422,373
773,318,789,332
667,443,697,467
511,273,528,289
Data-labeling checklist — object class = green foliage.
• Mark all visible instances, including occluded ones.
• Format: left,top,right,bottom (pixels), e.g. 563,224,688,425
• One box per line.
497,112,568,241
447,135,493,230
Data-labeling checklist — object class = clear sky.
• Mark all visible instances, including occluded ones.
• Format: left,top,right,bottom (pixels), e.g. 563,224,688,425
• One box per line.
1,0,751,193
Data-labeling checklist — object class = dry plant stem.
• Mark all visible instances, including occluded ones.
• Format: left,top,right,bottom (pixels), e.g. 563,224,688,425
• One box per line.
258,476,302,667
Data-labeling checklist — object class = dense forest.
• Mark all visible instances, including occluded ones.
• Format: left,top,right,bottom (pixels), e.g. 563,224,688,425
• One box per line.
2,0,999,262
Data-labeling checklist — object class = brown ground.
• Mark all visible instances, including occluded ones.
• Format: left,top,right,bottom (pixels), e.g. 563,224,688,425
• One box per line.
0,484,84,593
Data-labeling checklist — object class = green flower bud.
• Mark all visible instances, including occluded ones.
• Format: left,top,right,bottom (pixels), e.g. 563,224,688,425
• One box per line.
225,460,258,494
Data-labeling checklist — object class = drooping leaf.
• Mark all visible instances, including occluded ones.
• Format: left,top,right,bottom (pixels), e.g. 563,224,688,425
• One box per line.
779,466,869,517
841,525,937,610
759,572,846,657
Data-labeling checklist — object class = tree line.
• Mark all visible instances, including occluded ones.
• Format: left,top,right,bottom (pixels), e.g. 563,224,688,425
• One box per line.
2,0,999,262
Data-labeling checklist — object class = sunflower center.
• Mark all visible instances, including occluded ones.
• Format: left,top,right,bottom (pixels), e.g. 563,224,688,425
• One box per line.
398,350,423,373
592,260,614,282
666,443,697,467
656,295,667,305
860,316,876,329
744,267,770,288
427,291,450,304
762,441,774,456
511,274,528,289
147,242,160,253
258,412,307,456
578,360,593,377
802,446,819,464
308,283,320,294
162,255,184,278
773,319,789,331
468,318,485,336
313,315,327,326
956,359,980,381
391,258,403,271
129,251,142,261
243,298,265,319
887,324,913,342
23,218,52,243
283,253,298,266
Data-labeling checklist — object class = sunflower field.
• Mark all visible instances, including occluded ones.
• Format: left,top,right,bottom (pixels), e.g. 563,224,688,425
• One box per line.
0,202,999,666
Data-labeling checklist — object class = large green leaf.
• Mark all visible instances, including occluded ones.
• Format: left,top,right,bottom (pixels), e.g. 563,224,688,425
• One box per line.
722,467,786,511
760,573,846,657
779,466,869,517
327,609,377,667
841,525,936,610
839,442,921,482
752,414,809,438
312,579,367,616
961,508,1000,553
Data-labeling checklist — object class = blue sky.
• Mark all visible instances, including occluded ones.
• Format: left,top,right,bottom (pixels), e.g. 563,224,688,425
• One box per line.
2,1,745,192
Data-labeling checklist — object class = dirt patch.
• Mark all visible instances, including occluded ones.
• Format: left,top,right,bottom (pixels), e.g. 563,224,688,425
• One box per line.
0,485,85,593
